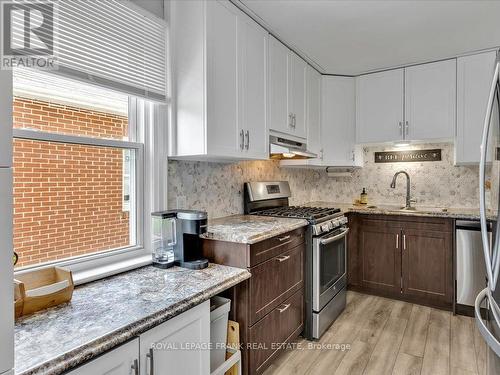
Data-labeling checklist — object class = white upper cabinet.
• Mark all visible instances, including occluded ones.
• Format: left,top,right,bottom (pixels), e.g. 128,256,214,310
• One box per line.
356,59,456,144
356,69,404,143
288,52,307,139
205,0,239,157
268,36,290,136
268,36,307,139
306,66,321,156
281,75,362,168
455,51,497,165
321,76,361,166
405,59,456,141
66,339,139,375
170,0,268,161
237,12,269,159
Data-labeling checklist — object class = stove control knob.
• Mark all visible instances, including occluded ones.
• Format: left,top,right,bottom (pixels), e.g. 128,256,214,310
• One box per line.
331,220,339,228
321,224,329,233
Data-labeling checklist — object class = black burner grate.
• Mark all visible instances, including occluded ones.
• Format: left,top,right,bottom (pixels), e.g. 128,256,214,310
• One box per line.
254,206,341,221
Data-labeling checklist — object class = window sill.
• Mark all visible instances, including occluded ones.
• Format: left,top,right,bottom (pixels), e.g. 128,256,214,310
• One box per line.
72,254,152,285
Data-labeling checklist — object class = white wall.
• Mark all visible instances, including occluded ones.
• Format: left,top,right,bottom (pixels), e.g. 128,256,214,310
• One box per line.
130,0,165,18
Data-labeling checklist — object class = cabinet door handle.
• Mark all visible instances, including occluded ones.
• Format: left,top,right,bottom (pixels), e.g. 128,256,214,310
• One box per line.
277,303,291,313
240,130,244,150
293,114,296,128
276,255,291,262
245,130,249,150
403,234,406,250
351,150,355,161
278,235,291,242
405,121,409,137
289,113,293,127
396,234,399,249
399,121,403,136
131,359,139,375
146,349,154,375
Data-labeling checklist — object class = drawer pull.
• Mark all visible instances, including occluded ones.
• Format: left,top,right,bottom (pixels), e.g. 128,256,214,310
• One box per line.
278,303,291,313
277,235,291,242
276,255,291,262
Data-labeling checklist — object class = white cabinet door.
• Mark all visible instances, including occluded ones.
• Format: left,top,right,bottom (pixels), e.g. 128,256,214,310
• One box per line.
456,51,497,165
306,66,321,157
289,52,307,139
66,339,139,375
0,169,13,374
404,59,456,141
322,76,360,166
206,0,239,157
268,36,290,135
238,12,268,159
356,69,404,143
140,301,210,375
0,70,12,167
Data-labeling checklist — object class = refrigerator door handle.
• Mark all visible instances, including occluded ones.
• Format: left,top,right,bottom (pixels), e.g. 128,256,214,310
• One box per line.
475,288,500,357
479,55,500,290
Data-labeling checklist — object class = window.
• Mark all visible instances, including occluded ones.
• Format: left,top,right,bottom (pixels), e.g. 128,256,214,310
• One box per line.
13,69,142,269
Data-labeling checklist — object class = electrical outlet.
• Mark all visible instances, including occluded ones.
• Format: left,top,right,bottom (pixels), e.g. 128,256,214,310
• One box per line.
176,196,186,209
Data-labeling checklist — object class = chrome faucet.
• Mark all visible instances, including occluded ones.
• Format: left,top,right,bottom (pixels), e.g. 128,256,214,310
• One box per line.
390,171,416,210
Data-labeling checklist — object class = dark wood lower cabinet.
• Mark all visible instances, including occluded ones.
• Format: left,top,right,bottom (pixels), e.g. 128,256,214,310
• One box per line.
348,214,453,310
359,220,401,295
402,228,453,304
203,227,305,375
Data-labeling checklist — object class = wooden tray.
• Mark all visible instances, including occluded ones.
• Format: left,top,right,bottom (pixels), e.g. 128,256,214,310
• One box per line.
14,282,23,319
14,266,74,318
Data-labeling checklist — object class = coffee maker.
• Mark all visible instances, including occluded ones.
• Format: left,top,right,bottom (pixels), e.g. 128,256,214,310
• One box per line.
151,209,209,270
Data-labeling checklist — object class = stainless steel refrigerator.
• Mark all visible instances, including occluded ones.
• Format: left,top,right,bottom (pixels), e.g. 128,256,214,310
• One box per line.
477,50,500,375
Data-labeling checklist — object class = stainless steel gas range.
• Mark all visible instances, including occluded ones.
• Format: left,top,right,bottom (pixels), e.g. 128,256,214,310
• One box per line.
244,181,348,339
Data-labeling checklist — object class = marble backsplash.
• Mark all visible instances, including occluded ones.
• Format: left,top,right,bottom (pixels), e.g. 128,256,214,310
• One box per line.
168,143,487,219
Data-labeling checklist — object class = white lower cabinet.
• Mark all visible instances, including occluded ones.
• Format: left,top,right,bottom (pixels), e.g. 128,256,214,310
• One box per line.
139,301,210,375
67,301,210,375
65,339,139,375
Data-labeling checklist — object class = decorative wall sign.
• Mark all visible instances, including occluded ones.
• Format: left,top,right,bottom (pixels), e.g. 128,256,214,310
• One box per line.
374,149,441,163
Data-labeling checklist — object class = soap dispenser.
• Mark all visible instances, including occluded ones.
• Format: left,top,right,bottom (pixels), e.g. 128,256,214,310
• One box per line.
360,188,368,205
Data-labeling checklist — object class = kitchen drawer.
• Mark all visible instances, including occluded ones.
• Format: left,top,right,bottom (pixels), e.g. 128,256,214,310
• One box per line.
249,227,305,267
248,243,304,325
359,215,453,233
248,288,304,374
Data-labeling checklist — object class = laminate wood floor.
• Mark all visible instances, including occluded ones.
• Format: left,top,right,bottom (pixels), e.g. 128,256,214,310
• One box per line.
263,292,486,375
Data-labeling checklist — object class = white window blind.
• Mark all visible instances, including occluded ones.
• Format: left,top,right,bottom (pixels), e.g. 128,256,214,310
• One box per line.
54,0,167,101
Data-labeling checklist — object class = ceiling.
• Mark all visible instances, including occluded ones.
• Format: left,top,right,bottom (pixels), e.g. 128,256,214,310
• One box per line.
238,0,500,75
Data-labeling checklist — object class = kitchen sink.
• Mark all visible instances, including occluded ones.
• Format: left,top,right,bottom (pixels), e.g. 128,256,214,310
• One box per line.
392,206,449,213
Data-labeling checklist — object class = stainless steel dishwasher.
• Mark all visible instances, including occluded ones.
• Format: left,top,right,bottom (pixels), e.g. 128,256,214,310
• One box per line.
456,220,492,307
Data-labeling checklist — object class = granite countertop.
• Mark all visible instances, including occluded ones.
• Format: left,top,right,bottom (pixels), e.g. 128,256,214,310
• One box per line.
15,264,250,375
306,201,495,220
201,214,308,244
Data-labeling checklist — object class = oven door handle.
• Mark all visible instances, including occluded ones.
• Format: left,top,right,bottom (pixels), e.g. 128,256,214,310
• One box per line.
319,228,349,245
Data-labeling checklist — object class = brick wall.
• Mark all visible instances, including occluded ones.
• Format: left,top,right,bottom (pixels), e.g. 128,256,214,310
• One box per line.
13,97,130,268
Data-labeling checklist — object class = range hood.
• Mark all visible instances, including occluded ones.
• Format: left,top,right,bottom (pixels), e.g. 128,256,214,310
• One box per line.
269,135,317,160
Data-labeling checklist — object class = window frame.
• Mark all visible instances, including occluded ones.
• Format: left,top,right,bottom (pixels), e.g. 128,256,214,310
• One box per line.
12,99,153,284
